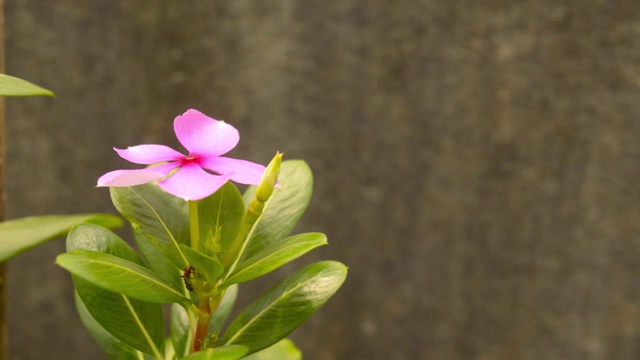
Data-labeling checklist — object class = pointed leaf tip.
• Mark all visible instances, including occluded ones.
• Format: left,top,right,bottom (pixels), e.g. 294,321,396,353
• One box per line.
0,73,53,97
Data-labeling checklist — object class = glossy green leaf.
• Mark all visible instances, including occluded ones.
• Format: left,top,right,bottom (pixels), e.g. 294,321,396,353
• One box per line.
171,303,192,359
134,229,184,292
223,261,347,354
181,345,249,360
57,250,189,304
0,213,122,262
180,244,224,286
240,161,312,260
75,292,145,360
224,232,327,286
0,73,53,97
66,224,164,355
111,183,190,269
209,284,238,335
197,182,245,258
243,339,301,360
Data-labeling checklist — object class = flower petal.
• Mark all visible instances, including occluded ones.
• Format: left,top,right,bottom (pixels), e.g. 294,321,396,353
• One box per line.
97,168,170,187
158,163,229,201
174,109,239,157
115,145,184,165
97,163,179,187
200,157,265,185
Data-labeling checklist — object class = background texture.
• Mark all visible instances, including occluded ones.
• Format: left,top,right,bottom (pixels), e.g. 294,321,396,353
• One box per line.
5,1,640,359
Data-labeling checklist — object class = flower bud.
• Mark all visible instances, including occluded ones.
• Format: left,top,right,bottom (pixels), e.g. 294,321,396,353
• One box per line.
256,152,282,202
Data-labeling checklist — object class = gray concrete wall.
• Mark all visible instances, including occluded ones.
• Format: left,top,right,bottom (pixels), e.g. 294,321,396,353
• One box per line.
5,1,640,359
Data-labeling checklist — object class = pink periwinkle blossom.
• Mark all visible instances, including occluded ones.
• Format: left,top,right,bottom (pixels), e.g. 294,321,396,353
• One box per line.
97,109,265,201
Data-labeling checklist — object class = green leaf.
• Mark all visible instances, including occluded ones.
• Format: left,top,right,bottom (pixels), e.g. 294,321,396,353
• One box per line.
225,232,327,286
197,182,245,258
223,261,347,354
164,338,176,360
111,184,190,269
57,250,190,304
0,73,53,97
0,213,122,262
209,284,238,335
180,244,224,285
170,303,192,359
134,229,184,292
243,339,301,360
241,160,312,261
75,292,145,360
181,345,249,360
66,224,164,355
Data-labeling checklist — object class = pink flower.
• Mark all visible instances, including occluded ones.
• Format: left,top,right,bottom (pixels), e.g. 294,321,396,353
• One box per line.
97,109,265,201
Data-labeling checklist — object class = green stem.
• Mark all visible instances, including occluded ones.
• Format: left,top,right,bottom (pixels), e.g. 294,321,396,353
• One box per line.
221,199,265,277
221,220,251,269
192,295,211,352
189,200,200,251
192,290,224,351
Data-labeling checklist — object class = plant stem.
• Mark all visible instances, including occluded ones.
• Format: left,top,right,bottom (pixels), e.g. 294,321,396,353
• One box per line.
192,291,224,352
192,295,210,352
221,199,264,269
220,220,251,269
189,200,200,251
188,200,208,352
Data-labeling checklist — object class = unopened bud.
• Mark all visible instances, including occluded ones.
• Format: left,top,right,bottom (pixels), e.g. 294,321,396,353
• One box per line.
256,152,282,202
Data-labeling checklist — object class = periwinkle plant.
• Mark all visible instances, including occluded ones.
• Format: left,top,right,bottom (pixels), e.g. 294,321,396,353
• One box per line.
56,110,347,359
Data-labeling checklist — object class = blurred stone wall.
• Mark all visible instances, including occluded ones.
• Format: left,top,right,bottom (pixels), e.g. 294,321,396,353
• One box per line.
5,1,640,359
